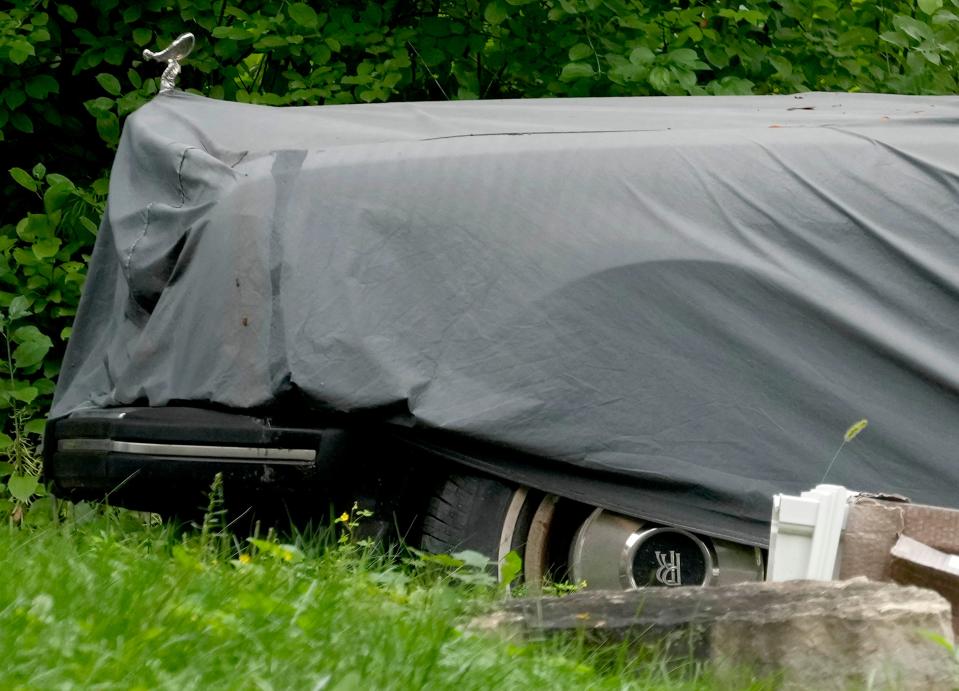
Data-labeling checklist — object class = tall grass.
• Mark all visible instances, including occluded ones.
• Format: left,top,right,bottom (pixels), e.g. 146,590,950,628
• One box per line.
0,507,773,690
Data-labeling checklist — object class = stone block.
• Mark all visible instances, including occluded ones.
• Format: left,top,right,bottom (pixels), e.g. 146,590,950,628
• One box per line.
470,579,955,689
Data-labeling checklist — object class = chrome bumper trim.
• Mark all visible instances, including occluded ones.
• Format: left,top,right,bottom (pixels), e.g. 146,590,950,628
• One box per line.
58,438,316,464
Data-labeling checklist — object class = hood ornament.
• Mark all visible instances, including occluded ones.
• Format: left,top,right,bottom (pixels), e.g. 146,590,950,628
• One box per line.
142,32,195,93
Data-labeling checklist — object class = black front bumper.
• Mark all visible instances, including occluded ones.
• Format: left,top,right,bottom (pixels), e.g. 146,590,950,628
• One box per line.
44,406,351,518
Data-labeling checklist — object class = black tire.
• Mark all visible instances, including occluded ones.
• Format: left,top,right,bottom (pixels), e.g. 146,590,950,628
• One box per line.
419,473,518,560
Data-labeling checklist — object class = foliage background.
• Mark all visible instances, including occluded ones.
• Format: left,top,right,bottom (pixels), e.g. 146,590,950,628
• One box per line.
1,0,958,508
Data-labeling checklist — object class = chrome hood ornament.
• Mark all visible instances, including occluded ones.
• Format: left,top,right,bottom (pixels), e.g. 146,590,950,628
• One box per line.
142,32,195,93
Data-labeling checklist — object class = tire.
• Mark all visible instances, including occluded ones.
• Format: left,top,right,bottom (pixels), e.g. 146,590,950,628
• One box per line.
419,473,519,561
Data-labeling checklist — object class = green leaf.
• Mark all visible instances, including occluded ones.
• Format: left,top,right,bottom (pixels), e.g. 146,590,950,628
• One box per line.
117,90,146,116
255,36,288,49
9,168,36,192
769,55,793,77
44,182,76,214
880,31,910,48
673,67,697,91
80,217,99,235
301,45,328,66
607,62,644,84
13,338,49,368
411,550,463,568
932,10,959,24
32,163,45,179
33,238,62,260
568,43,592,61
499,550,522,587
919,0,943,14
0,437,12,451
10,387,38,404
710,77,753,96
104,46,126,66
24,419,46,435
45,173,72,187
893,15,933,42
8,296,31,320
559,62,595,81
11,112,33,133
920,47,942,65
8,40,35,65
452,549,492,571
629,46,655,65
25,75,58,99
211,26,251,40
57,5,78,22
96,73,122,96
484,1,509,25
22,496,55,527
668,48,700,68
7,474,39,502
0,460,12,475
12,248,37,266
649,66,671,91
704,44,730,69
288,3,319,29
132,28,152,46
96,114,120,146
5,89,26,110
20,213,51,241
12,327,52,368
9,328,36,346
84,97,114,118
60,326,72,341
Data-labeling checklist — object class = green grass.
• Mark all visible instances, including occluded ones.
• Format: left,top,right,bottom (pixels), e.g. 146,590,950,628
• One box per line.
0,508,769,690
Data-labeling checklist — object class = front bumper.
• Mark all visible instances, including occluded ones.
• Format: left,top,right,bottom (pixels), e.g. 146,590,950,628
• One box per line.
44,406,348,518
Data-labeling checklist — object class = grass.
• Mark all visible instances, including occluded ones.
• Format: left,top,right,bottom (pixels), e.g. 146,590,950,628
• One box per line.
0,505,773,690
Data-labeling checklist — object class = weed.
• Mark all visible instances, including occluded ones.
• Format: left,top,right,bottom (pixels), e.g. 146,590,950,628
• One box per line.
334,499,375,546
922,630,959,666
0,301,55,524
0,409,44,524
197,471,231,559
821,418,869,483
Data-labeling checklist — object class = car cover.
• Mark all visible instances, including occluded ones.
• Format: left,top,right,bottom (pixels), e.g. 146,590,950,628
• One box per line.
51,90,959,545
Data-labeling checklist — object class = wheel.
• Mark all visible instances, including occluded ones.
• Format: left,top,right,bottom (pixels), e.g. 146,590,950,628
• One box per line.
418,472,765,589
419,472,538,579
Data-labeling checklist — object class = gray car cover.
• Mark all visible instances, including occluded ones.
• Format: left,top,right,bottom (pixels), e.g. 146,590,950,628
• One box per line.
52,91,959,545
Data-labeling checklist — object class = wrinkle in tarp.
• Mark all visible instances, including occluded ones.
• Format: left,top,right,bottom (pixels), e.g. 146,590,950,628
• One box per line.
52,91,959,544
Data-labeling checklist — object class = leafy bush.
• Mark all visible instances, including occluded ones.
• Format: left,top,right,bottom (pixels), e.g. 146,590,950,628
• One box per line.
1,0,958,511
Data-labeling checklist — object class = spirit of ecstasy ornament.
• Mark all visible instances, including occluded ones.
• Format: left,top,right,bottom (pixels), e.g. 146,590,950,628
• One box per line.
142,32,195,93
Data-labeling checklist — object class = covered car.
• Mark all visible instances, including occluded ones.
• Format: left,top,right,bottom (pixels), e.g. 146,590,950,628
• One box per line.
45,89,959,582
